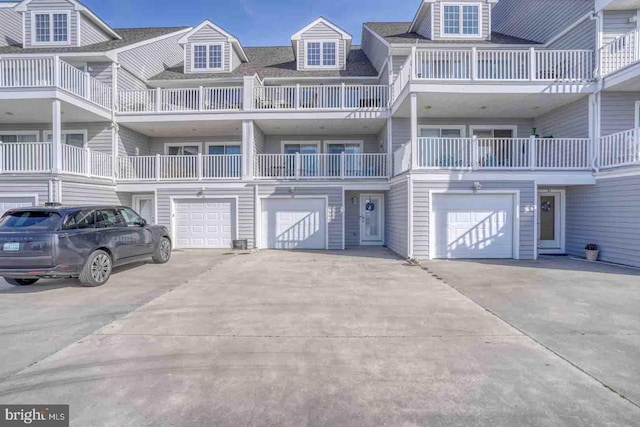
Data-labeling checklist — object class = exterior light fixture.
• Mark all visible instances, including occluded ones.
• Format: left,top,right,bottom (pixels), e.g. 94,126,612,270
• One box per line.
473,182,483,192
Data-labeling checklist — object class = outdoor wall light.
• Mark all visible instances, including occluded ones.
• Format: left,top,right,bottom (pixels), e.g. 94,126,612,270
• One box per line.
473,182,483,192
351,196,358,205
197,188,206,197
289,187,296,195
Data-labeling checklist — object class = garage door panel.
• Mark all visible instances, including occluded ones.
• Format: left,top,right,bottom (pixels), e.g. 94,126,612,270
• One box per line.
262,198,326,250
433,194,514,259
174,199,235,249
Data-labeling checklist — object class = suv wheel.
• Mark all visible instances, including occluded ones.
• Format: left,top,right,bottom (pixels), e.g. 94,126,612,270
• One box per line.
152,237,172,264
79,250,112,287
4,278,39,286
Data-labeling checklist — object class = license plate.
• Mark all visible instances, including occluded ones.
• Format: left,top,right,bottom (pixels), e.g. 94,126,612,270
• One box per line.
3,242,20,252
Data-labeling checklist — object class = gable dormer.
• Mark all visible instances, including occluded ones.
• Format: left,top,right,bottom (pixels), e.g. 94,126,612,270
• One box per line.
409,0,498,41
291,17,352,71
178,20,248,74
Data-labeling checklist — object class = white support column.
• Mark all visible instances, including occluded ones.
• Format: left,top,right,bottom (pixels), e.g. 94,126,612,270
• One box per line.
241,120,254,180
529,135,537,170
51,99,62,174
529,47,536,81
471,47,478,81
155,87,162,112
242,76,255,111
472,135,479,170
410,93,418,170
386,117,393,178
411,46,417,81
85,147,91,177
84,71,91,99
197,152,203,181
53,56,61,87
111,123,119,181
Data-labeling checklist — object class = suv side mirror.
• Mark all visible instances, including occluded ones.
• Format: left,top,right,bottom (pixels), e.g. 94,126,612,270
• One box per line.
136,219,148,227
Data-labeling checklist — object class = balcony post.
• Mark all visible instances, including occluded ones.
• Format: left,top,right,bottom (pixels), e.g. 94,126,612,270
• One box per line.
53,56,61,87
410,93,418,169
472,135,479,170
242,120,254,180
341,83,346,109
242,76,254,111
529,135,537,170
0,141,3,174
155,87,162,112
529,47,536,81
51,99,62,174
155,154,161,181
295,84,301,110
411,46,417,81
85,147,91,177
341,152,346,180
84,72,91,99
0,57,4,88
295,152,300,180
197,152,203,180
471,47,478,81
198,86,204,111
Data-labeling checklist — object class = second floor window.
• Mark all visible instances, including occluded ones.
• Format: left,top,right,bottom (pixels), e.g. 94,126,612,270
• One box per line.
306,41,337,67
442,4,480,37
34,12,69,44
193,44,223,70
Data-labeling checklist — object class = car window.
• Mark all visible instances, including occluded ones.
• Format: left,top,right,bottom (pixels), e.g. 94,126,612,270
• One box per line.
0,211,61,230
95,209,127,229
62,210,96,230
119,208,144,227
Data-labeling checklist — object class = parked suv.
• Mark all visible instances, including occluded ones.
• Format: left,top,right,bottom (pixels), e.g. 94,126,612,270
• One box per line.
0,206,172,287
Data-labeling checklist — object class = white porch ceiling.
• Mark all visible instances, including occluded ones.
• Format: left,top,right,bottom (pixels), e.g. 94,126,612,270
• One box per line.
0,99,107,124
124,120,243,138
255,119,387,135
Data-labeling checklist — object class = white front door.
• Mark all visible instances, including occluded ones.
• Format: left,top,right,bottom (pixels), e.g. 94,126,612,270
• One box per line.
133,196,155,225
538,191,563,252
360,194,384,245
432,194,515,259
261,198,326,250
174,199,235,249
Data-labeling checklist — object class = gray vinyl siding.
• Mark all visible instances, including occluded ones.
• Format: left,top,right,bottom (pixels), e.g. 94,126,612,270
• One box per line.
119,32,184,80
297,22,347,71
60,181,121,206
344,190,385,246
24,0,78,48
391,117,410,154
416,7,432,39
411,180,536,260
117,67,148,92
603,10,637,45
231,46,242,71
157,186,255,248
492,0,593,44
566,176,640,268
118,126,152,156
253,124,265,155
432,1,491,41
148,135,242,155
87,62,113,85
259,186,343,250
362,26,389,73
263,135,380,154
546,17,595,50
79,14,111,46
0,122,112,153
600,92,640,136
534,97,590,138
0,178,53,205
184,26,232,74
385,179,408,258
0,8,22,47
377,122,388,153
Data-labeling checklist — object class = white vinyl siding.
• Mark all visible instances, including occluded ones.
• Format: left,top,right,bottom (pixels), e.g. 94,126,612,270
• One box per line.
60,181,121,206
0,8,22,47
118,32,184,81
79,14,111,46
361,26,390,74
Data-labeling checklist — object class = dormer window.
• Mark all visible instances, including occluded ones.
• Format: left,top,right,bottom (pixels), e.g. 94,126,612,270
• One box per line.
441,3,481,37
192,43,223,71
33,12,70,44
305,41,337,68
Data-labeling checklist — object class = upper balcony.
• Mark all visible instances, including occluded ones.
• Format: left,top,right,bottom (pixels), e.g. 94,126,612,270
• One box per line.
0,57,113,113
599,28,640,89
392,47,595,104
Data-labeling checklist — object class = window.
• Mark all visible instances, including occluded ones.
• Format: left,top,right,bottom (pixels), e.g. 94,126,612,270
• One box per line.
62,210,96,230
0,132,38,143
326,143,362,154
95,209,127,229
208,144,241,155
192,44,223,71
33,12,69,44
283,143,319,154
306,41,338,67
419,127,464,138
166,145,200,155
118,208,144,227
441,4,481,37
45,131,87,148
0,211,60,231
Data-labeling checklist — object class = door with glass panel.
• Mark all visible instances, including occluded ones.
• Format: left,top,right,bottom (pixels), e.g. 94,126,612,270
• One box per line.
538,191,563,252
283,143,318,178
471,128,520,168
207,144,241,178
165,145,199,179
419,128,463,168
326,142,362,177
360,194,384,245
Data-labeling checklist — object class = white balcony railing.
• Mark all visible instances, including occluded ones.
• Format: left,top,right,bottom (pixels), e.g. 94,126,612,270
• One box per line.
600,29,640,77
116,154,242,181
253,85,389,110
600,128,640,169
393,143,412,176
0,57,112,110
416,137,593,171
254,153,388,179
117,87,243,113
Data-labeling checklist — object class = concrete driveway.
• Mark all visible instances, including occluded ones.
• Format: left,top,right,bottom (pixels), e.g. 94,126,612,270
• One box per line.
0,249,639,426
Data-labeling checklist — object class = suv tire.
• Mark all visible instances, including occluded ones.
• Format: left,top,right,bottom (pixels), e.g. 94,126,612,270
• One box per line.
152,237,172,264
79,250,112,287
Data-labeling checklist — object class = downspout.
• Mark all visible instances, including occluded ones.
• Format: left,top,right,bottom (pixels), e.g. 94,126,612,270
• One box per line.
254,183,260,250
407,174,413,260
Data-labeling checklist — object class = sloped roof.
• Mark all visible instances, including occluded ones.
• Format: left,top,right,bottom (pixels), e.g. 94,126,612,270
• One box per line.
150,46,378,81
0,27,189,54
365,22,541,45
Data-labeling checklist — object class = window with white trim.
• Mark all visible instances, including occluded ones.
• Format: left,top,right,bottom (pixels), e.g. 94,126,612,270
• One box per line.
441,4,480,37
306,41,338,67
34,12,69,44
45,131,86,148
193,44,223,71
0,132,39,143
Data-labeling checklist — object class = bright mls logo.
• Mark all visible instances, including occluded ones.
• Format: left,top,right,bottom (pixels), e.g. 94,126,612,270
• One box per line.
0,405,68,427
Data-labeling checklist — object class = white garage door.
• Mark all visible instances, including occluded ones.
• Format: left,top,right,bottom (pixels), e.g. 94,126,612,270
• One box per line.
432,194,514,259
174,199,235,249
0,196,37,217
262,198,326,250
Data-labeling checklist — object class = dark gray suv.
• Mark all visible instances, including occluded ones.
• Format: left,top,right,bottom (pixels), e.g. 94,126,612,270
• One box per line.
0,205,172,287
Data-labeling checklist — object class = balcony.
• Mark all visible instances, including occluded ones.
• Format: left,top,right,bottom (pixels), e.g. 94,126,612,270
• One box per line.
392,48,595,102
402,137,594,172
252,85,388,111
118,87,243,113
254,153,388,179
0,57,113,110
600,29,640,77
0,142,113,179
116,154,242,181
600,128,640,169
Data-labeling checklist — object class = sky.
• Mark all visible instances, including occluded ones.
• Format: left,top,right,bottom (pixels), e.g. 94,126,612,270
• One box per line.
77,0,419,46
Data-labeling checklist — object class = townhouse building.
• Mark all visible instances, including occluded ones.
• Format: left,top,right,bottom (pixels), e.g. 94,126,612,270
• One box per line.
0,0,639,266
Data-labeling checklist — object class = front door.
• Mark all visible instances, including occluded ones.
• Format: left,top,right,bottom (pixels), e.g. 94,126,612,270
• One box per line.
538,191,563,253
360,194,384,245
